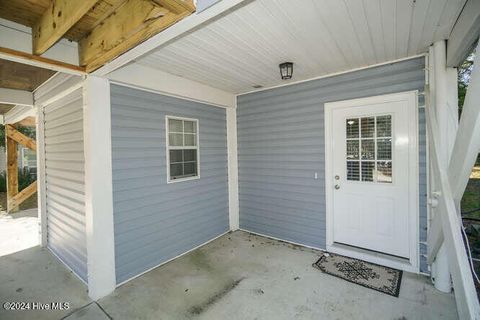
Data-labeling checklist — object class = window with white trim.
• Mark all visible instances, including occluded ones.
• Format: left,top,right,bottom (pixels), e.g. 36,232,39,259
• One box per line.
166,116,199,182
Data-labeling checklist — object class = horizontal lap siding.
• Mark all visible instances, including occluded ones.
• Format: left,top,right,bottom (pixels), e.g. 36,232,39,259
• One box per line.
237,57,428,272
110,85,229,284
43,87,87,282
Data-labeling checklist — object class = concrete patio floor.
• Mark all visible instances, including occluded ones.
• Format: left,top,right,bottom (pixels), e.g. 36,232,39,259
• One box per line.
0,230,458,320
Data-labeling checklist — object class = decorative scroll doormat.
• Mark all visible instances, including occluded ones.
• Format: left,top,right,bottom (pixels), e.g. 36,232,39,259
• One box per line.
313,253,403,297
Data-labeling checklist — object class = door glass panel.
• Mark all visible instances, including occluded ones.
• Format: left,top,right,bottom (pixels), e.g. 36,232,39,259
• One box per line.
361,117,375,138
346,118,359,138
345,114,393,183
346,140,359,160
377,138,392,160
361,139,375,160
376,115,392,137
361,162,375,182
377,161,392,183
347,161,360,181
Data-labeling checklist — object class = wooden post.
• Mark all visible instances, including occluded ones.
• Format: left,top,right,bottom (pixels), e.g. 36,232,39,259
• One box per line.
6,133,18,213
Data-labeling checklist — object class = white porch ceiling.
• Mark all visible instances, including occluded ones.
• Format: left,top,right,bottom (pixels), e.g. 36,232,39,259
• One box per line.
136,0,467,94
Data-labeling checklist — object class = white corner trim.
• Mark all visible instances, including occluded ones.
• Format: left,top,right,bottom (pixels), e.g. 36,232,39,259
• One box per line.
0,88,33,106
108,63,235,108
227,107,239,230
93,0,251,76
324,91,420,273
36,107,47,247
83,76,116,300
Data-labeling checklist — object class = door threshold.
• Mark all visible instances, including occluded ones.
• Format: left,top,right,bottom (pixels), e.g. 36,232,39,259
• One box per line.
327,242,417,273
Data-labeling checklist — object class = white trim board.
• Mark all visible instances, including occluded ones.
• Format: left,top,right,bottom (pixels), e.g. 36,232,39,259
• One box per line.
116,230,230,287
324,91,420,273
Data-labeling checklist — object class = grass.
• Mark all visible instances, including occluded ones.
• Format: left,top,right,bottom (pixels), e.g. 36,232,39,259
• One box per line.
461,166,480,218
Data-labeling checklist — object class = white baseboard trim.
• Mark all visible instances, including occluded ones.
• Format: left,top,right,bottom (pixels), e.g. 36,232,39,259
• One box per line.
238,228,326,253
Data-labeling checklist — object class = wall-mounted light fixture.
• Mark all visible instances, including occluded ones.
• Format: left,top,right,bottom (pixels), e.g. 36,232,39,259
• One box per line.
279,62,293,80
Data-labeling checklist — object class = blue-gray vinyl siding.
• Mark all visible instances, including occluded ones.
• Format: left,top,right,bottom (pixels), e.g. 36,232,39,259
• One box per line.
110,85,229,284
237,57,428,273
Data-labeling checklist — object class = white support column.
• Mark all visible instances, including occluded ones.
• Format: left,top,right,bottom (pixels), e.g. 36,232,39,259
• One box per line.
227,107,239,230
36,106,47,247
83,76,116,300
429,40,458,293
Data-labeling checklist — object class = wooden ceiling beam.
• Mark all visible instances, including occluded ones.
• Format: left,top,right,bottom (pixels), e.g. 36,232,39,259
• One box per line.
32,0,99,55
0,47,86,74
152,0,195,14
79,0,194,72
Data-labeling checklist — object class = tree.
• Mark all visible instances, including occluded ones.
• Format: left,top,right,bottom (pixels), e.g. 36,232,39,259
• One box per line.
458,49,476,116
0,125,36,148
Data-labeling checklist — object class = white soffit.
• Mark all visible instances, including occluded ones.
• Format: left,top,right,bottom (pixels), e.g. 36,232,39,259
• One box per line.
136,0,466,94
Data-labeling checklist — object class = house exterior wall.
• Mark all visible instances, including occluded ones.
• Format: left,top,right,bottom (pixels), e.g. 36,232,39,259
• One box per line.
110,84,230,284
42,86,87,282
236,57,428,273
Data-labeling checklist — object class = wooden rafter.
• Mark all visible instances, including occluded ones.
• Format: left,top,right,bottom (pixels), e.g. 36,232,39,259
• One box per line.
0,47,85,74
79,0,194,72
6,125,37,151
32,0,99,55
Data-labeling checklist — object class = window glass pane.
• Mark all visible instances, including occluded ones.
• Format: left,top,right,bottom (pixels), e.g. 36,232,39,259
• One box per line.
169,133,183,146
361,162,375,182
361,117,375,138
347,161,360,181
346,118,359,138
169,119,183,133
184,121,196,133
184,149,197,162
184,162,197,176
184,133,196,146
377,161,392,183
377,138,392,160
346,140,359,160
376,115,392,137
170,163,183,178
170,150,183,163
361,139,375,160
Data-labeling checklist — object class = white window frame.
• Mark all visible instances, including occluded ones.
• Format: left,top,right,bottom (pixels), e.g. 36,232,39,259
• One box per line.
165,115,200,183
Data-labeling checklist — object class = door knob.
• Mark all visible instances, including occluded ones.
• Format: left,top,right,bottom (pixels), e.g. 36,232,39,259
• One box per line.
335,184,340,190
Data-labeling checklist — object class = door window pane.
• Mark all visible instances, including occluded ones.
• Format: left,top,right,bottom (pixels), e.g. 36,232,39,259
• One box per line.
347,161,360,181
376,115,392,137
361,117,375,138
347,140,359,160
361,162,375,182
361,139,375,160
377,138,392,160
345,114,393,183
377,161,392,183
346,118,359,138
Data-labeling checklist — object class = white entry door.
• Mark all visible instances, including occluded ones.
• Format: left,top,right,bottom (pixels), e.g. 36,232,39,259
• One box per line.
327,92,417,259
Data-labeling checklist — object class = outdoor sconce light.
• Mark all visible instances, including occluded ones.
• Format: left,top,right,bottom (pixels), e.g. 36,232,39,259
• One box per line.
279,62,293,80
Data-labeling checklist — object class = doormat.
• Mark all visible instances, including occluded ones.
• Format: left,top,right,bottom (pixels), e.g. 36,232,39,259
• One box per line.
313,253,403,297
